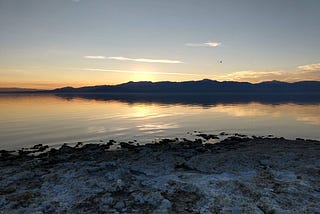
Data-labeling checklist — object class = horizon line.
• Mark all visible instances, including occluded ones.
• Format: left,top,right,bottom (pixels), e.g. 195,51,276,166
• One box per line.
1,79,319,91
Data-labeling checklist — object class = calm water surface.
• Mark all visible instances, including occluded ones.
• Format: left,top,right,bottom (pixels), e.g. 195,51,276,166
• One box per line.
0,94,319,149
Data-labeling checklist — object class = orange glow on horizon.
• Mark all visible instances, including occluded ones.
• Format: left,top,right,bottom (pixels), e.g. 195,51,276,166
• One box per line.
0,81,120,90
1,68,319,90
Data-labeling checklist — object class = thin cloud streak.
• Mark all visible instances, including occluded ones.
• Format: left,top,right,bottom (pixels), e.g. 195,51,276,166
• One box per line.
217,70,320,83
108,56,183,64
186,42,221,47
84,56,106,59
215,63,320,83
217,70,285,83
108,57,183,64
84,68,199,76
84,56,183,64
298,63,320,71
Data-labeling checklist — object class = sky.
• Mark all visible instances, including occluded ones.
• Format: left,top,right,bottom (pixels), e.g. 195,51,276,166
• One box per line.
0,0,320,89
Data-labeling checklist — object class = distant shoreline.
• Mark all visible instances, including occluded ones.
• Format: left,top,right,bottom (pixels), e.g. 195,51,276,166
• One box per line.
2,91,320,105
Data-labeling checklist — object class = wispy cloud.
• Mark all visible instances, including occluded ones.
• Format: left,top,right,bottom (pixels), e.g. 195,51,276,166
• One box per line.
185,42,221,47
84,56,106,59
215,63,320,83
84,68,198,76
84,56,183,64
217,69,320,83
297,63,320,71
217,70,285,82
108,56,183,64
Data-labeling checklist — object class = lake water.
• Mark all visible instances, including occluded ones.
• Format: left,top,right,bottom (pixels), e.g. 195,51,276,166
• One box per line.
0,93,319,149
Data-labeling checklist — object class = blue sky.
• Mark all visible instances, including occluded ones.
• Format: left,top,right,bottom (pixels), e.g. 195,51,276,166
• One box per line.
0,0,319,88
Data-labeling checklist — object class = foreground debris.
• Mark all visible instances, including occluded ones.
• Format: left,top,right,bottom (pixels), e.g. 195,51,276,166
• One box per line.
0,135,319,213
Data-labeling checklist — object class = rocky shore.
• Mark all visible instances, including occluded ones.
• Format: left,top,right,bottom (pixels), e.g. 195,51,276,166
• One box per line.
0,134,319,213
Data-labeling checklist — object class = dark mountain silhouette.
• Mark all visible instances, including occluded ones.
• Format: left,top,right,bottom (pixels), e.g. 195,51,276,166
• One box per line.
50,79,320,94
2,80,319,105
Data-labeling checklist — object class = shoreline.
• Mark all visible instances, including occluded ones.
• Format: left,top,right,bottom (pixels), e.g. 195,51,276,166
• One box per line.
1,135,319,213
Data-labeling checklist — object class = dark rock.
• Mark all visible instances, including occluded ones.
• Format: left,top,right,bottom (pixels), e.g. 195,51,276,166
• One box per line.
234,133,247,137
195,146,207,153
75,142,83,148
306,139,317,142
159,138,177,144
162,189,200,213
120,142,136,150
59,144,75,153
196,133,219,140
220,136,251,143
32,144,43,150
107,139,116,146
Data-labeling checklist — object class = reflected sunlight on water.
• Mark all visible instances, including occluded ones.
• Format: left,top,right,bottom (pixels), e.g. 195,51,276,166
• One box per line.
213,103,320,125
0,94,319,149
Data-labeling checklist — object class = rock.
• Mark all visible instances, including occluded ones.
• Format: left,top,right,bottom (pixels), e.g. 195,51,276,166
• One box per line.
120,142,136,150
81,144,101,151
159,138,177,144
142,192,163,206
220,136,251,143
184,154,218,173
0,186,16,194
131,192,145,204
101,196,113,206
196,133,219,140
59,144,75,153
114,201,125,210
0,137,319,213
32,144,45,149
163,189,201,213
231,207,241,214
107,140,116,146
234,133,247,138
131,191,164,206
174,157,186,166
75,142,83,148
0,150,17,161
154,199,171,213
115,179,125,191
0,198,7,207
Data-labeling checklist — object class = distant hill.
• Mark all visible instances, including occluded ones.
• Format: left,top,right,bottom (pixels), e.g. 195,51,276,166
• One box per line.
50,79,320,94
0,88,40,93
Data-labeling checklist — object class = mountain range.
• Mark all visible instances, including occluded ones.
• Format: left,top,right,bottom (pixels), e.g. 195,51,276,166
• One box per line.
51,79,320,94
1,79,319,94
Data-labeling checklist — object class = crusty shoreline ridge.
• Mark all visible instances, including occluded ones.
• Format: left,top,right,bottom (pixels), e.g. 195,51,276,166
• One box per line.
0,135,319,213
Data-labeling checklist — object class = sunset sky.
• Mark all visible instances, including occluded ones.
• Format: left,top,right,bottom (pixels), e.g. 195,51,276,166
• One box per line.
0,0,320,89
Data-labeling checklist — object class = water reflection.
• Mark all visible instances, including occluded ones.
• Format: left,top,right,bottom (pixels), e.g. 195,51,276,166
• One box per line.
55,92,320,106
0,93,319,149
213,103,320,125
137,123,179,134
